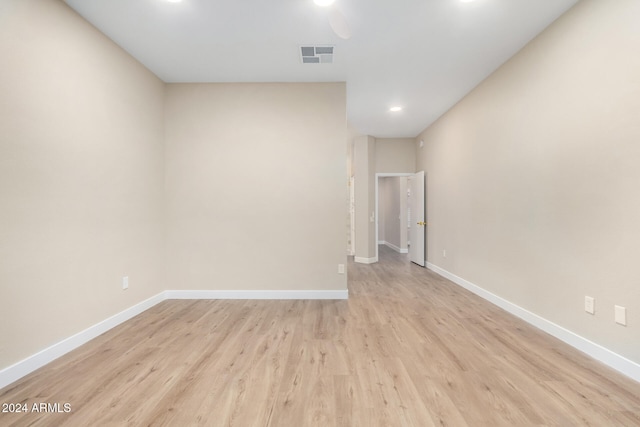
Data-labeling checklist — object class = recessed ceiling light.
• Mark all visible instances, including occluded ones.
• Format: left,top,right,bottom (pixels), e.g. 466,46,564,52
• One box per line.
166,0,182,3
460,0,475,3
314,0,336,7
389,106,403,112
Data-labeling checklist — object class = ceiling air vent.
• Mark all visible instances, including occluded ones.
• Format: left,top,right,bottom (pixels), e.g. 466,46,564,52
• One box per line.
300,45,334,64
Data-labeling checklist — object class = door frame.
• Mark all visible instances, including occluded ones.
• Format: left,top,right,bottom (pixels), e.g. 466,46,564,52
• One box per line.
375,172,414,262
348,176,355,256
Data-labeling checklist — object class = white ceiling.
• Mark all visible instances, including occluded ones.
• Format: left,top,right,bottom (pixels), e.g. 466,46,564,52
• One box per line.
64,0,578,138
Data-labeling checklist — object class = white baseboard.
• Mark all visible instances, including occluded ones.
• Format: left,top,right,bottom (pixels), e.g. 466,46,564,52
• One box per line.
164,289,348,300
0,292,165,390
427,262,640,383
378,240,386,245
384,242,408,254
355,256,378,264
0,288,349,390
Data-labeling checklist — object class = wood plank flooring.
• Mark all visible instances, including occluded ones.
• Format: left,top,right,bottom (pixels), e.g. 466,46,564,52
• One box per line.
1,246,639,426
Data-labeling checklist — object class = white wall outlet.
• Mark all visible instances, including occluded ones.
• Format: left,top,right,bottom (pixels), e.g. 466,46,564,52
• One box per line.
122,276,129,290
338,264,345,274
584,296,595,314
443,249,447,258
615,305,626,326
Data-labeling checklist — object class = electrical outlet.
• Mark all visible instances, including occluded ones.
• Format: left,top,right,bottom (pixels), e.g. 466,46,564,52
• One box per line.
122,276,129,290
443,249,447,258
584,296,595,315
338,264,345,274
615,305,626,326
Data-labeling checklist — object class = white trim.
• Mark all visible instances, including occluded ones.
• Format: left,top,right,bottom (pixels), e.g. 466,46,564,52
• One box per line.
0,292,165,390
384,241,408,254
164,289,348,300
378,240,386,244
355,256,378,264
427,263,640,383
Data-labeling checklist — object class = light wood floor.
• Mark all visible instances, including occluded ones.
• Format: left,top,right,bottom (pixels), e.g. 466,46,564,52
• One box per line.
1,246,639,426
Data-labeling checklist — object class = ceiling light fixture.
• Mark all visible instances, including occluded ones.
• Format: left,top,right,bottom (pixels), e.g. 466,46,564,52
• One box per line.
314,0,336,7
166,0,182,3
460,0,475,3
389,106,403,112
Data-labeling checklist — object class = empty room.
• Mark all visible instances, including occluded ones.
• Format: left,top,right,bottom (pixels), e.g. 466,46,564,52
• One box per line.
1,0,639,425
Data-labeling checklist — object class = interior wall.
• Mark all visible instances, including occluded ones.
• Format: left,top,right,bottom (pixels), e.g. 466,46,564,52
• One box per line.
399,177,408,250
378,178,389,243
347,126,359,255
376,138,416,173
378,177,407,252
0,0,165,369
164,83,347,291
385,177,400,248
353,135,376,262
346,125,363,255
416,0,640,364
395,177,409,251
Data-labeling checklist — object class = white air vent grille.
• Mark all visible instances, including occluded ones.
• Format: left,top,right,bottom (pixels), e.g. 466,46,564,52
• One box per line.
300,45,334,64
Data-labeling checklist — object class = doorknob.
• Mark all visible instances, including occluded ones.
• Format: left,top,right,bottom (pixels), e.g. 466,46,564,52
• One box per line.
417,221,426,226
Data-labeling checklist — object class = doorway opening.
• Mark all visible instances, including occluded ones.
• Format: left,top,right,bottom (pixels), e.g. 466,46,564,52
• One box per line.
375,172,426,266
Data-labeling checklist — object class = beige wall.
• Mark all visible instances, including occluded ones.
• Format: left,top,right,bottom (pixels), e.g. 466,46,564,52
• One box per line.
376,138,416,173
346,124,361,254
378,178,389,243
416,0,640,363
346,124,361,179
164,83,347,291
399,177,408,250
353,136,376,261
0,0,165,369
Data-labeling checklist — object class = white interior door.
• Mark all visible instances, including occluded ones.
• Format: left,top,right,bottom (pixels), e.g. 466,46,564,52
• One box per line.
408,171,426,267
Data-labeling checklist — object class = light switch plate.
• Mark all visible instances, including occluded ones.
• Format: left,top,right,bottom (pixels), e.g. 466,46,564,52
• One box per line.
615,305,626,326
584,296,595,314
